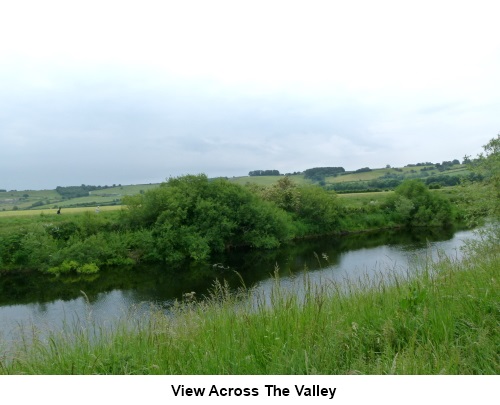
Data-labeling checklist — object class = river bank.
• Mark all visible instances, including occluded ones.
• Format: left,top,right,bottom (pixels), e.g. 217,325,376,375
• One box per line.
1,227,498,374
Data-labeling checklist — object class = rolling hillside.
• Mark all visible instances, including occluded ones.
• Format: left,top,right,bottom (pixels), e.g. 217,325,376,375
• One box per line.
1,162,470,213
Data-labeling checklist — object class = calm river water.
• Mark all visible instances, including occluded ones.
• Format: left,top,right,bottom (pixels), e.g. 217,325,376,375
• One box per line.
0,227,479,346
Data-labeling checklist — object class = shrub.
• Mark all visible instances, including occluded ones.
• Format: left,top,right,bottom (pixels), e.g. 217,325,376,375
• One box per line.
294,186,341,235
124,175,294,263
77,263,100,274
46,260,80,275
384,180,453,227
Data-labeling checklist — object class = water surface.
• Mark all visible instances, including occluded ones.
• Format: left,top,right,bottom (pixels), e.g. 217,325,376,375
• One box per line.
0,227,478,346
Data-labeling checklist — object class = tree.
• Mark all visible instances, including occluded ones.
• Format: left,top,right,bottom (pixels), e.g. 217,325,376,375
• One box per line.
249,169,280,176
257,177,341,235
123,174,294,263
260,176,300,212
294,186,341,234
385,179,452,227
303,167,345,182
466,134,500,219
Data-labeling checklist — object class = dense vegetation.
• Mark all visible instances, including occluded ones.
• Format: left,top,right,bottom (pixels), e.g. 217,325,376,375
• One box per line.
124,175,294,262
303,166,346,182
0,176,459,275
56,185,106,199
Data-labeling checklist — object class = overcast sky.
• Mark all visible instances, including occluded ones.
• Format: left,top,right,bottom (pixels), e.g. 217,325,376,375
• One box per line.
1,0,499,190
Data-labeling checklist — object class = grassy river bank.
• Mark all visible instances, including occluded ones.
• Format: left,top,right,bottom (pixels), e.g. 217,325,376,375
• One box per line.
1,228,498,375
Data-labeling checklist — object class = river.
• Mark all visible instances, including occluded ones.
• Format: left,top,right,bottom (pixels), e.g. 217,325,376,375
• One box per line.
0,226,479,347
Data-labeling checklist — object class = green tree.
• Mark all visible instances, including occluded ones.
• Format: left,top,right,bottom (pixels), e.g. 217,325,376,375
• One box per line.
257,177,341,235
124,175,294,263
465,134,500,220
385,179,452,227
294,186,341,234
260,176,301,212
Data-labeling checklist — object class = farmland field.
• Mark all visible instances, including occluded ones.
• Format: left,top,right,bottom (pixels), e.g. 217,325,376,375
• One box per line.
337,191,393,208
1,184,160,212
0,204,124,218
228,175,312,187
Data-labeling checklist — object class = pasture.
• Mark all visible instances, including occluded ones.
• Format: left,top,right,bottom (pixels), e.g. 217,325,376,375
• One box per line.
0,205,123,218
0,184,160,212
229,174,311,187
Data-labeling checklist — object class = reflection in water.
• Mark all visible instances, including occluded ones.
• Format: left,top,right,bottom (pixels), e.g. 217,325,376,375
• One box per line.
0,227,478,346
249,232,470,307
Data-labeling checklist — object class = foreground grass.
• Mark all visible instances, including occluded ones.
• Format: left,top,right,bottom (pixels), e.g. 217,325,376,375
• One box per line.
1,233,498,375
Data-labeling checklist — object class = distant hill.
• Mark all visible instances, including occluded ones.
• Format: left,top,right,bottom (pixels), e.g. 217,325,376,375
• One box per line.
229,163,472,193
1,160,474,212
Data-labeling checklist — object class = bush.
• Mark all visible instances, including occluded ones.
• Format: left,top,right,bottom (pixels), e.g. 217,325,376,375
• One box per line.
294,186,341,235
384,180,453,227
77,263,100,274
46,260,80,275
124,175,294,263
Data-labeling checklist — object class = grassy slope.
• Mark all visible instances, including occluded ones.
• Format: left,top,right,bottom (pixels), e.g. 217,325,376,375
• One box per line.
0,189,60,211
0,184,160,211
229,165,469,187
229,175,312,187
327,165,469,185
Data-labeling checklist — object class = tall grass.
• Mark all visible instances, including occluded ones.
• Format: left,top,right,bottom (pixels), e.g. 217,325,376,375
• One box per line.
1,231,498,375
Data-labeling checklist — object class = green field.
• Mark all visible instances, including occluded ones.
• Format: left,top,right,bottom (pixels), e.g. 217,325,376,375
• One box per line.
228,165,469,188
0,205,123,218
337,191,394,208
0,184,160,212
328,168,396,183
228,175,312,187
0,189,61,211
326,165,469,185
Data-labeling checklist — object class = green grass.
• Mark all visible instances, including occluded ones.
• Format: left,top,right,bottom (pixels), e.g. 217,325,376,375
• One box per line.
327,168,393,183
337,191,393,208
0,189,61,211
227,166,469,189
0,205,123,217
229,175,312,187
0,207,124,237
2,229,498,375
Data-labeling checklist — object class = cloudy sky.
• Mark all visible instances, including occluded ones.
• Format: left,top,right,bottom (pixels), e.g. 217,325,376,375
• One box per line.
1,0,499,190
